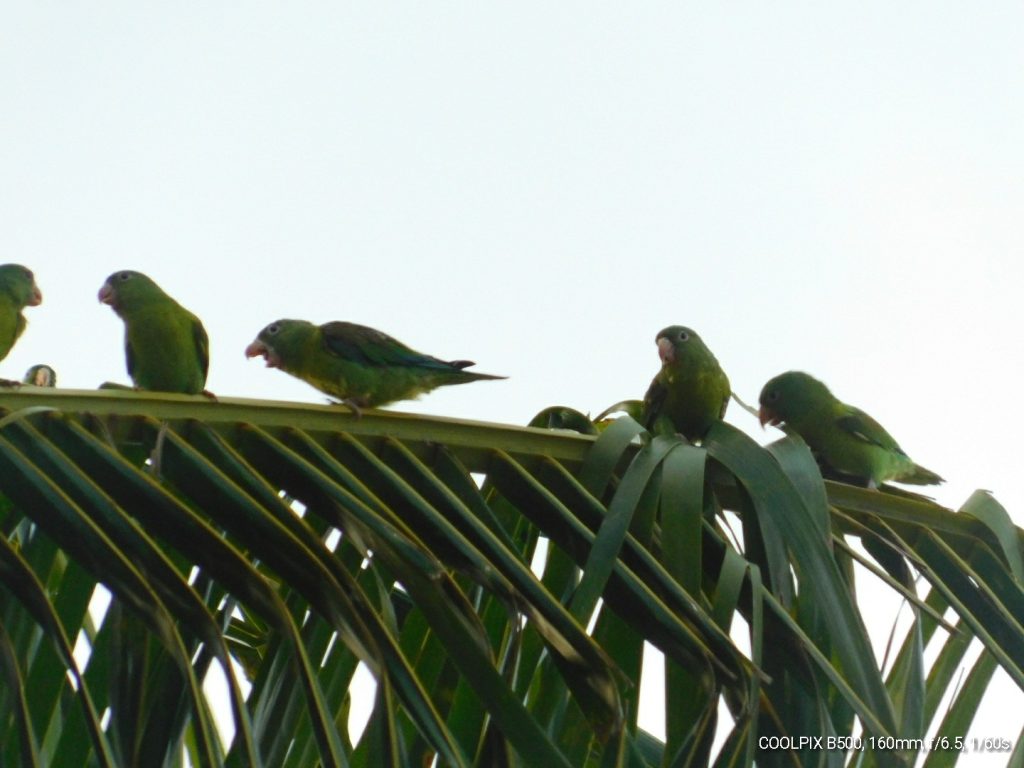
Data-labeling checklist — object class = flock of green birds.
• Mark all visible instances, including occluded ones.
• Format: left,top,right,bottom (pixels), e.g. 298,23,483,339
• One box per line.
0,264,941,490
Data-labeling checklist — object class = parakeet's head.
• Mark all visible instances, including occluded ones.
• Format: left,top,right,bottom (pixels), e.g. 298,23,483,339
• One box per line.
654,325,709,365
98,271,167,314
23,364,56,387
528,406,598,435
0,264,43,309
758,371,833,427
245,319,315,368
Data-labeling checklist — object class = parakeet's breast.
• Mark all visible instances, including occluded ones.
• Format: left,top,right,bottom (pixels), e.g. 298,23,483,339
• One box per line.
126,309,206,394
0,301,25,361
658,364,729,440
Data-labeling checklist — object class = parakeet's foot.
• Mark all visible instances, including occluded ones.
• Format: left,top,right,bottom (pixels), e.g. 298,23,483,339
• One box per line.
99,381,136,391
0,378,22,388
327,398,363,418
201,389,218,401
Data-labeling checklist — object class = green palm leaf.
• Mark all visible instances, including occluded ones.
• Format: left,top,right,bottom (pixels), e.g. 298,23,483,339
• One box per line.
0,390,1020,767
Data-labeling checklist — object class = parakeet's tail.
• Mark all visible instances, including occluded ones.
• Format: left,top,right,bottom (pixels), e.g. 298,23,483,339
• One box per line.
443,359,506,381
452,370,507,383
897,463,945,485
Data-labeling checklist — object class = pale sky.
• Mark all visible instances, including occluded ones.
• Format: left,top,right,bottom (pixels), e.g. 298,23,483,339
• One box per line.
3,2,1022,759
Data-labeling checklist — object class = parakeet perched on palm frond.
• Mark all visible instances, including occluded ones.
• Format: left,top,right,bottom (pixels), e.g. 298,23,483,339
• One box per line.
529,406,598,435
23,364,56,387
758,370,943,488
0,264,42,386
641,325,730,442
245,319,505,414
99,270,212,396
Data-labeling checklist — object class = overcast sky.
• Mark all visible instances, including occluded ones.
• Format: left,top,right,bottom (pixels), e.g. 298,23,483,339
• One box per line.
3,2,1022,757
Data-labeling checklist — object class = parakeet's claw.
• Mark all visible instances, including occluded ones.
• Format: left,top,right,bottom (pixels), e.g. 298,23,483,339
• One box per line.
325,398,363,417
0,378,22,388
201,389,218,401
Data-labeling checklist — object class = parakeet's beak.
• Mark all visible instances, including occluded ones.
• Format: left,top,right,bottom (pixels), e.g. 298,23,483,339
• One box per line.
28,284,42,306
98,282,114,305
245,340,281,368
758,406,781,429
656,337,675,364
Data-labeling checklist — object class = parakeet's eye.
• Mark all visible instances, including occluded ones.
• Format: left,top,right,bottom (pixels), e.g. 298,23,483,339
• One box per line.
677,330,690,342
766,390,779,402
266,323,280,336
118,272,132,282
21,268,32,279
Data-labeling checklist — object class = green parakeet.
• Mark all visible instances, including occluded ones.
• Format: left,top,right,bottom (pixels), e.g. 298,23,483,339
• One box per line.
23,364,56,387
758,371,943,487
641,325,730,441
0,265,42,383
245,319,505,412
529,406,598,435
99,270,211,395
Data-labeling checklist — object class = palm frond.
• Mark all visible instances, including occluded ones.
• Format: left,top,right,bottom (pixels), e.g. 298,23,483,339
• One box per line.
0,390,1019,767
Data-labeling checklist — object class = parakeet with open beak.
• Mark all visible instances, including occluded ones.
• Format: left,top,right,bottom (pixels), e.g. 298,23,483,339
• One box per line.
23,364,56,387
641,325,730,441
245,319,505,414
99,270,211,396
0,264,42,385
758,370,943,488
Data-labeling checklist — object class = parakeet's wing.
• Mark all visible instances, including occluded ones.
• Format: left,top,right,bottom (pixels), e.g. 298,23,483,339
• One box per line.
124,336,137,381
321,322,457,370
641,377,666,430
836,407,907,456
191,314,210,382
